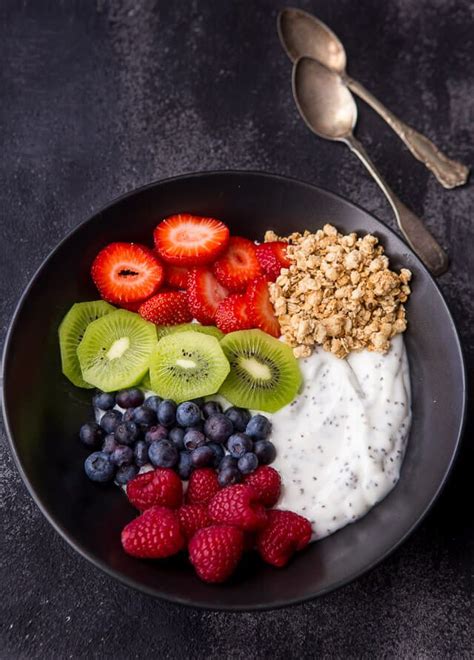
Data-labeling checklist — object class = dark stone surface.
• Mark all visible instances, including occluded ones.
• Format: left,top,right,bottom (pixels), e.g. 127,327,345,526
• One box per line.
0,0,472,657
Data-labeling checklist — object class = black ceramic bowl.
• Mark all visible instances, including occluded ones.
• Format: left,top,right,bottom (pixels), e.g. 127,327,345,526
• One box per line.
2,171,466,610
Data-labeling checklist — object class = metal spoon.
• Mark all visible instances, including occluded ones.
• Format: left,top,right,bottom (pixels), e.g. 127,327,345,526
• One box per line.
293,56,448,275
279,7,469,189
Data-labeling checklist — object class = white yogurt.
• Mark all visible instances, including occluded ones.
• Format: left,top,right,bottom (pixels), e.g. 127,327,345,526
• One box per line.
271,334,411,540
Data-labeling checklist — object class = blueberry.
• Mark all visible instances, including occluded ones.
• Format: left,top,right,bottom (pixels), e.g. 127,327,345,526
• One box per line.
115,388,144,409
227,433,253,458
84,451,115,483
183,429,206,450
122,408,135,422
177,451,193,480
134,440,149,467
92,391,116,411
192,397,205,406
79,422,103,448
204,413,234,444
143,395,162,413
253,440,277,465
202,400,223,418
207,442,225,467
246,414,271,440
99,410,123,434
114,421,140,445
115,464,139,485
191,445,214,468
218,466,241,487
169,427,185,450
237,452,258,475
144,425,169,444
148,440,179,468
225,407,251,432
176,401,201,428
218,454,238,472
102,434,119,454
157,399,177,427
132,405,157,428
111,445,134,467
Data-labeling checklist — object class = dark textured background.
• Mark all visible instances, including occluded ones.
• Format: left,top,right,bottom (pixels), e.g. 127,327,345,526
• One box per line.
0,1,472,657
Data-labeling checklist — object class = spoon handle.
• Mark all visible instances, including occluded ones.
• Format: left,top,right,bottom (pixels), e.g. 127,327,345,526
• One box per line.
345,76,469,189
344,135,449,276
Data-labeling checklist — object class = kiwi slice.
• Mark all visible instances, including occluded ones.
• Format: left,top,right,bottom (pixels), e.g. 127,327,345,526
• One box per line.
77,309,157,391
58,300,115,388
149,331,230,403
219,329,302,413
140,370,152,390
155,323,224,341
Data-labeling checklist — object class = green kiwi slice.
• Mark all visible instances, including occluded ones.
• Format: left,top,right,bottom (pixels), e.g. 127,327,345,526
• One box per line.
58,300,115,388
149,331,230,403
155,323,224,342
77,309,157,391
219,329,302,413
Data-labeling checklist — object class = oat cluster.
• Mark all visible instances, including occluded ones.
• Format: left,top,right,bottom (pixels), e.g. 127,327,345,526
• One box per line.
266,224,412,359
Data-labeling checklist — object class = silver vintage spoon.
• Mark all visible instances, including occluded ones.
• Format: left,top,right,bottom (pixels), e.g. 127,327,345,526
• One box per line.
293,56,448,275
279,7,469,189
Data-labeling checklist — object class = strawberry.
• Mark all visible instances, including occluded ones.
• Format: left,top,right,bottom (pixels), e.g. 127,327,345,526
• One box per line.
154,214,229,266
138,291,192,325
256,509,312,568
215,294,251,333
121,506,185,559
126,468,183,510
189,524,244,583
186,468,221,505
164,264,189,290
187,268,229,324
256,242,291,281
208,484,268,532
91,242,164,304
119,300,142,312
212,236,262,292
178,503,211,541
243,466,281,507
245,276,281,338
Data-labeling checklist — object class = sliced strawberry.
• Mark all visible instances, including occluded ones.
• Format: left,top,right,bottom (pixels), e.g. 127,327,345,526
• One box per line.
165,264,189,290
187,268,229,324
91,242,164,304
245,277,281,338
212,237,262,292
256,242,291,281
154,214,229,266
139,291,192,325
215,294,252,334
119,300,142,312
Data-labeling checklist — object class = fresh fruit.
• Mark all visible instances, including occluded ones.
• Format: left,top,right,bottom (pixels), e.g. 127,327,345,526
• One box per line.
140,371,153,390
207,442,225,467
201,400,223,418
224,407,251,432
154,215,230,266
149,332,230,403
126,468,183,510
99,409,123,434
188,525,244,583
178,504,211,541
186,468,220,505
139,291,192,326
212,237,262,292
102,434,119,454
237,452,258,475
177,451,194,480
219,329,302,413
203,413,234,444
92,391,116,410
183,429,206,450
215,294,251,334
165,264,189,289
144,425,168,444
256,510,312,568
255,242,290,281
217,465,241,487
157,399,177,427
134,440,148,467
243,466,281,507
116,464,139,485
116,387,145,408
79,422,103,448
154,323,224,342
114,421,140,445
148,440,179,468
168,427,185,449
132,405,157,428
91,242,164,304
245,277,280,338
218,455,238,472
176,401,201,428
84,451,115,483
208,484,267,532
121,506,185,559
253,439,277,465
77,309,157,392
143,395,162,412
59,300,115,388
246,414,272,440
187,268,229,324
191,445,214,468
111,445,133,467
226,433,253,459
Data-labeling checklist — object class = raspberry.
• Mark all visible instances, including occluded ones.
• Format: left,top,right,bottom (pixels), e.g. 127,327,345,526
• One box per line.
188,524,244,583
178,504,211,541
256,509,312,568
185,468,220,505
121,506,185,559
126,468,183,510
208,484,268,532
243,466,281,507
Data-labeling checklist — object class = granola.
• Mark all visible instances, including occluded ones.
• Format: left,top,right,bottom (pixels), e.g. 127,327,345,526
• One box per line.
267,224,412,359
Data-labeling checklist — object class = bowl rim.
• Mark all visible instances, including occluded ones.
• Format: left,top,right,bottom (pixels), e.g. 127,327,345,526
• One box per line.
1,169,467,611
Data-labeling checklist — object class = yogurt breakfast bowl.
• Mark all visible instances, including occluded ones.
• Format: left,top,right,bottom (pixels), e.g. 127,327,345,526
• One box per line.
2,171,466,610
